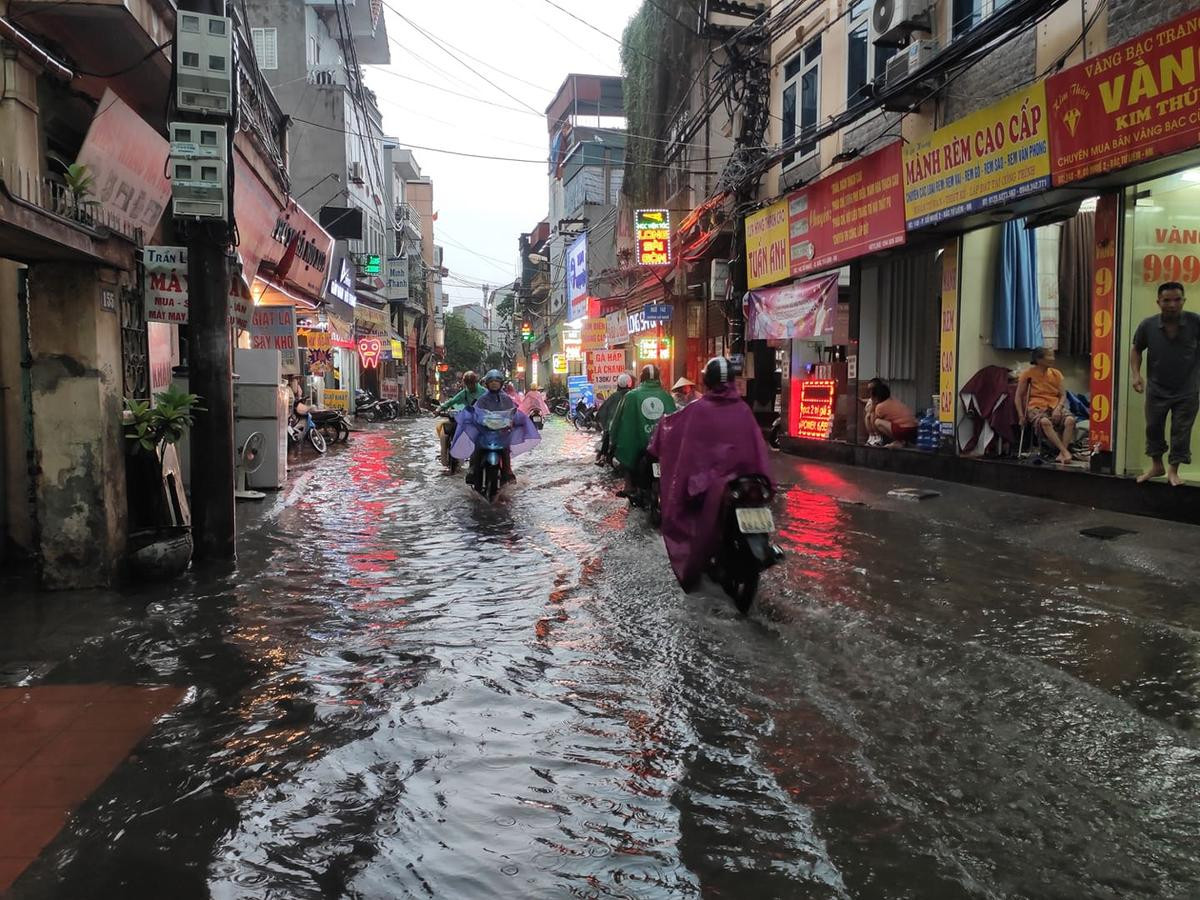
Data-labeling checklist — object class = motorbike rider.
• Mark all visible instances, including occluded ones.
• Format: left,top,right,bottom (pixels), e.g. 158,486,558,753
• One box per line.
672,377,699,407
595,372,633,464
649,357,773,590
519,384,550,418
438,370,484,413
611,364,676,497
461,369,520,486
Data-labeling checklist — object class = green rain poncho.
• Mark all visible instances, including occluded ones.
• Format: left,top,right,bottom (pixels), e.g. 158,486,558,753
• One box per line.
611,379,677,469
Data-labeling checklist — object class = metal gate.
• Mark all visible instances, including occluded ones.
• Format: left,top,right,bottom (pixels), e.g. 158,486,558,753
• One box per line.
120,273,148,400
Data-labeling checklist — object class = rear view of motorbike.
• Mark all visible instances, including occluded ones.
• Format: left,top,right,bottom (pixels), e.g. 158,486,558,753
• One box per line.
711,475,784,613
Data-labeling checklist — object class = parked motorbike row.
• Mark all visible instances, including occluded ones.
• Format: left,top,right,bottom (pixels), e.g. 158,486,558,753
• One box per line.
353,389,421,422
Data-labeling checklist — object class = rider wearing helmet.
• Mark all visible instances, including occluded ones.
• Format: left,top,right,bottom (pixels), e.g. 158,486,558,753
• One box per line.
610,364,676,498
438,370,484,412
648,357,772,589
595,372,635,465
468,369,518,484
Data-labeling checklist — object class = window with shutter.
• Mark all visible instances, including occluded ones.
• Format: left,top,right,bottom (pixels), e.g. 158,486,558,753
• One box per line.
252,27,277,70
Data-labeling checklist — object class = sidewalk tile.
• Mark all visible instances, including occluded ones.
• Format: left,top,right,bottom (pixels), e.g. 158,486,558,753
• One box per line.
0,766,105,810
33,731,138,770
0,730,55,769
0,808,70,858
0,699,82,734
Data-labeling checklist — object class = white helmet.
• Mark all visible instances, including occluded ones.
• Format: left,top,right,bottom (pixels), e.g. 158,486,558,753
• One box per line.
616,373,633,389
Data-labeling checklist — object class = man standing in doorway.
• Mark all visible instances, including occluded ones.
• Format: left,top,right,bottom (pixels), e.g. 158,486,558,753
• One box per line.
1131,281,1200,486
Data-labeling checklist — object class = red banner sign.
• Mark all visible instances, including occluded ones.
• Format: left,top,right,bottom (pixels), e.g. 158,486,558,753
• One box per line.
789,142,906,277
1047,8,1200,185
1089,194,1119,451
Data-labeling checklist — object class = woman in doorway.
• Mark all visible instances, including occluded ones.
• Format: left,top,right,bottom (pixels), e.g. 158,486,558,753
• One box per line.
864,378,918,448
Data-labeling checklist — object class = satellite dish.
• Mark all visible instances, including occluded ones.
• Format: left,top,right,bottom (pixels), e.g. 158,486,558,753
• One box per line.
235,432,266,501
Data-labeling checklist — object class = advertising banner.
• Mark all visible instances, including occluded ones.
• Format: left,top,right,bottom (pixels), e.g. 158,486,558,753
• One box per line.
605,311,629,345
590,349,626,390
249,305,297,354
144,245,252,330
635,209,671,266
1089,194,1119,451
581,318,607,351
354,303,389,336
745,197,790,289
299,328,331,351
76,89,171,238
144,246,189,324
939,239,960,424
566,232,589,322
552,353,568,374
743,273,839,341
1047,8,1200,186
386,256,409,299
381,379,400,401
789,142,906,277
148,322,177,397
265,199,335,300
903,83,1051,229
325,388,350,412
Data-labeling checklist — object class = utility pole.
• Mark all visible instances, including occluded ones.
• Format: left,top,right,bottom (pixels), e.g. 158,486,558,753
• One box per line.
179,0,235,561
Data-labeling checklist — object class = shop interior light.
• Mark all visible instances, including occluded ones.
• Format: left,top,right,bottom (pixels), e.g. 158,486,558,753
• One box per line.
1078,197,1099,212
1182,168,1200,183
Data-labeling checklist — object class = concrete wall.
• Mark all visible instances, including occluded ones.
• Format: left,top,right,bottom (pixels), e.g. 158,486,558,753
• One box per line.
26,264,130,588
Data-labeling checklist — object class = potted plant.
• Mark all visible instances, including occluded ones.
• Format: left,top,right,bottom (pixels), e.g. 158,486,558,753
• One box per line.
124,385,203,579
63,162,98,225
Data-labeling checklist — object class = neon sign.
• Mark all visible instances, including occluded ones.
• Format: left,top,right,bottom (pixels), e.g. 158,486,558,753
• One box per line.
357,336,383,369
795,379,836,439
636,209,671,266
636,337,671,361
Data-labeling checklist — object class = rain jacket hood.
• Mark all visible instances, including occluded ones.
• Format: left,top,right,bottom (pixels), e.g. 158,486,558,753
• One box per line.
648,382,772,589
612,379,676,469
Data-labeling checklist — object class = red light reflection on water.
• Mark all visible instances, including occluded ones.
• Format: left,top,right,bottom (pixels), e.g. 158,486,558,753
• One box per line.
777,488,846,578
348,432,394,487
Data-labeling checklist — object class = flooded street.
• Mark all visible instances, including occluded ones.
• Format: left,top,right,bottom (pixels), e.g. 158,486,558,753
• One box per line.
8,419,1200,899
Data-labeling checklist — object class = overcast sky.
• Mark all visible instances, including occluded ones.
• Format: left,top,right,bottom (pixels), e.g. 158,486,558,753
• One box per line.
364,0,641,309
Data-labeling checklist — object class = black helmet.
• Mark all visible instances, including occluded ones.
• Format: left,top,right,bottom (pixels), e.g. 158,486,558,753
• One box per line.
483,369,504,391
703,357,732,390
639,364,660,384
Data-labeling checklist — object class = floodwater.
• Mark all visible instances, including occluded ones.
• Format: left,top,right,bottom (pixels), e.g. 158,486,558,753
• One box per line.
10,418,1200,899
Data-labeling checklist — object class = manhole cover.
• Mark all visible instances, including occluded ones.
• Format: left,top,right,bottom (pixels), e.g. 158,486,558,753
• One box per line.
1080,525,1137,540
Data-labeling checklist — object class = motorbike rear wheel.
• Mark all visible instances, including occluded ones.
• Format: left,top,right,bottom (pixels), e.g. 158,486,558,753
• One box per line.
309,428,328,454
731,570,760,614
484,465,499,502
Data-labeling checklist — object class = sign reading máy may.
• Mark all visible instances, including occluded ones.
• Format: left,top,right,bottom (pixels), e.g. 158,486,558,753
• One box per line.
903,83,1051,229
789,142,906,276
144,246,253,331
1047,8,1200,186
744,197,789,289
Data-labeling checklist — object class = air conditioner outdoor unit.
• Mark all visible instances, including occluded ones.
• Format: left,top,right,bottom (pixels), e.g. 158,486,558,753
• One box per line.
871,0,932,47
349,161,365,184
883,38,938,86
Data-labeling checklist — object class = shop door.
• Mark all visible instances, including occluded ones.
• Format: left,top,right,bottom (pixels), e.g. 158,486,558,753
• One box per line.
1120,172,1200,484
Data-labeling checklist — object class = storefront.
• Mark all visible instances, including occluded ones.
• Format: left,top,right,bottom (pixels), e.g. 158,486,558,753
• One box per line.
751,6,1200,495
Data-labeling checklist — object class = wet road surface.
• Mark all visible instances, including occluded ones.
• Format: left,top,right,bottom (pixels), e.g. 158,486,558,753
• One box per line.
7,418,1200,898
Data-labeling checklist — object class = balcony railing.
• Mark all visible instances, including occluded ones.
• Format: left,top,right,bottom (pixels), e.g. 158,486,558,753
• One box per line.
0,159,141,243
307,65,348,87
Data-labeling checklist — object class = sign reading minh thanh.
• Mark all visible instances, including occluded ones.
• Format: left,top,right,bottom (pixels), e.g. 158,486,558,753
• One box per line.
902,83,1052,229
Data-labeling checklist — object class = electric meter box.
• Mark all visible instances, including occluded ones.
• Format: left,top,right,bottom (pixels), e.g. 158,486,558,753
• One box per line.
176,12,234,116
169,121,228,219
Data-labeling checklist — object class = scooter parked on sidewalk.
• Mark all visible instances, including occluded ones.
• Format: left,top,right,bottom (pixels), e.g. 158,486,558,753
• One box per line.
311,408,350,444
710,475,784,613
288,410,327,454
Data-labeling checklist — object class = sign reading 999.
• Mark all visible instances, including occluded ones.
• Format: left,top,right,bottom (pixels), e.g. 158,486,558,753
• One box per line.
565,231,589,323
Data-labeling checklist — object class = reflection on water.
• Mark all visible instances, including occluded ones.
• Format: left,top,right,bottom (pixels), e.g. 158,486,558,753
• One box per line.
10,422,1200,899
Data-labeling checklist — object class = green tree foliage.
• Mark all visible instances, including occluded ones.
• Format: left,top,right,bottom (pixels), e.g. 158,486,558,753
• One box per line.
444,312,487,373
621,0,703,205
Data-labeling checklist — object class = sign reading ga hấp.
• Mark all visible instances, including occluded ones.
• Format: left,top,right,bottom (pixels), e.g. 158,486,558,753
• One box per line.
902,83,1051,229
1047,8,1200,186
744,197,790,289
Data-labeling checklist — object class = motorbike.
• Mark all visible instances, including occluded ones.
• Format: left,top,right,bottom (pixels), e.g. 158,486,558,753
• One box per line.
529,410,544,431
311,408,350,445
288,411,327,454
405,394,421,416
626,451,662,527
355,389,398,421
471,408,515,502
550,398,570,417
710,475,785,613
436,410,461,475
570,404,600,432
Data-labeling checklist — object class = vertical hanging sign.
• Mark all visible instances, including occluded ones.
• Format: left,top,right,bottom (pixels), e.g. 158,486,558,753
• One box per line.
1089,193,1119,453
939,239,959,425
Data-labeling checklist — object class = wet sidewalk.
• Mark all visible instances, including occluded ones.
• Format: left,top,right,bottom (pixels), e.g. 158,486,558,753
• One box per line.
1,420,1198,898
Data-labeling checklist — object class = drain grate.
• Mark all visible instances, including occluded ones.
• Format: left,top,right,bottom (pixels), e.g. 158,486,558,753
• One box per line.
1080,525,1138,540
